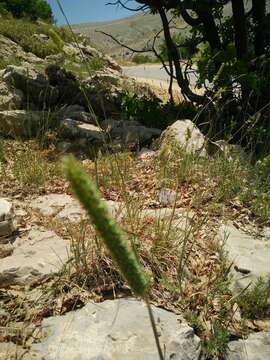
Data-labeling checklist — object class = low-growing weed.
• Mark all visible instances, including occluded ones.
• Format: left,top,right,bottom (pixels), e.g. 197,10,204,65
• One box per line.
203,320,230,359
121,93,197,129
0,18,72,58
237,278,270,319
0,55,22,69
64,56,105,79
12,146,54,187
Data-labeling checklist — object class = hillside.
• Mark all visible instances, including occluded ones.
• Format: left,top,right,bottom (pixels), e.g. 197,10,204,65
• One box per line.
72,11,187,60
72,1,270,60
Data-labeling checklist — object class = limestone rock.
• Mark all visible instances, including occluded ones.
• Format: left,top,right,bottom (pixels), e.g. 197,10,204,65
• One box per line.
3,65,58,108
0,198,13,222
101,118,161,148
34,33,49,40
104,54,123,73
82,71,124,116
100,119,140,132
0,34,42,64
60,119,105,143
64,43,100,58
137,147,156,160
0,110,45,138
158,120,207,156
0,198,15,242
0,229,69,286
45,53,65,65
105,201,192,231
0,82,23,111
30,194,84,222
64,43,122,73
0,243,13,258
30,194,74,216
220,223,270,294
225,332,270,360
56,203,84,222
158,188,177,206
32,298,201,360
110,124,161,148
57,105,96,124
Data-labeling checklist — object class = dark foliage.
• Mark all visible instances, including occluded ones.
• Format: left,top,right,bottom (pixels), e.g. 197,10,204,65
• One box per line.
0,0,53,22
115,1,270,157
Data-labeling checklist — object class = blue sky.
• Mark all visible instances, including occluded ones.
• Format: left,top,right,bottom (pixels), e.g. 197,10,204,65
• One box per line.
47,0,139,25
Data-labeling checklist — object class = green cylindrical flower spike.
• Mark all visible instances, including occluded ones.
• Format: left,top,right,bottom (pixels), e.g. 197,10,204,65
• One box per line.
63,155,149,297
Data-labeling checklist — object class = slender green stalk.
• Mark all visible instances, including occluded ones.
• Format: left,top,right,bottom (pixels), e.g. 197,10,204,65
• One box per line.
63,155,149,297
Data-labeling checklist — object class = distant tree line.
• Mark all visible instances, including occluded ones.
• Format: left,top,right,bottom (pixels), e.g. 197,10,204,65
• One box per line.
0,0,53,22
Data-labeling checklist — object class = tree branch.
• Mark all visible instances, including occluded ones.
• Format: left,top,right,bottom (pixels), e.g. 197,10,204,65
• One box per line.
106,0,148,12
157,6,206,104
95,30,152,53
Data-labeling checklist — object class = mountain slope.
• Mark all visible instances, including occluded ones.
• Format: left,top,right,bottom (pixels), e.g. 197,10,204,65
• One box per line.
72,1,269,59
72,11,186,59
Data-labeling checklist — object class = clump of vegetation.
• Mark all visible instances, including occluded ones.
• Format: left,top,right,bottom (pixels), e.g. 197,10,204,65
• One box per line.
63,155,149,297
238,278,270,320
0,138,5,162
0,0,53,22
0,55,22,69
115,1,270,158
0,17,72,58
63,55,105,79
48,28,65,52
203,320,230,359
12,146,56,188
121,93,197,129
159,33,196,61
156,143,270,221
132,54,155,64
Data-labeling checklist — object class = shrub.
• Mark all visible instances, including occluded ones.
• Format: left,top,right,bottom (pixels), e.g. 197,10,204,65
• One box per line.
0,55,22,69
48,28,65,52
0,0,53,22
238,278,270,319
63,155,149,297
132,54,154,64
0,18,68,58
121,93,197,129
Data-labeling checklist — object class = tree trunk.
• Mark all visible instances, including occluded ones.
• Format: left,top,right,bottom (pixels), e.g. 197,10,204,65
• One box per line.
231,0,248,60
196,8,222,51
157,7,206,105
252,0,266,56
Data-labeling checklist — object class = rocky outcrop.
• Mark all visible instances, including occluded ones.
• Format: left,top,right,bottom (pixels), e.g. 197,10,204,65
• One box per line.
0,110,47,138
219,223,270,295
0,82,23,111
63,42,122,73
60,119,105,144
3,65,58,108
157,119,207,156
0,34,43,64
105,119,161,149
0,229,69,287
32,298,201,359
81,70,126,116
56,104,96,124
30,194,84,222
0,32,163,150
0,198,15,241
225,332,270,360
